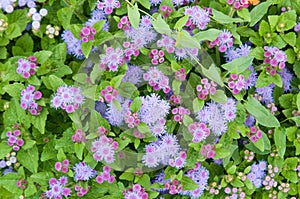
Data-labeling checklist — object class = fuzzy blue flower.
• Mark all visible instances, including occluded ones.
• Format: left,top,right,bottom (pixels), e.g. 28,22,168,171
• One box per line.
74,162,97,181
122,65,144,86
247,161,267,188
255,84,274,105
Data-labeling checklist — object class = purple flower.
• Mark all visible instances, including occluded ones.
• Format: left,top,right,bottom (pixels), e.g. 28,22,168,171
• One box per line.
247,161,267,188
185,6,210,30
16,57,37,79
245,115,256,127
143,67,171,93
278,68,293,92
45,177,71,198
294,22,300,32
20,85,42,115
51,85,85,113
209,29,233,52
74,162,97,181
124,25,157,48
263,46,287,75
255,84,274,105
86,9,110,31
0,0,14,13
0,160,6,168
18,0,36,8
97,0,120,14
61,30,84,59
122,65,144,86
99,47,125,71
149,0,162,6
157,35,176,54
91,135,118,163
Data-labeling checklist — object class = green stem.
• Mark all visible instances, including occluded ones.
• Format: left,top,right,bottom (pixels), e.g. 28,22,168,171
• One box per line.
229,7,236,18
63,0,86,22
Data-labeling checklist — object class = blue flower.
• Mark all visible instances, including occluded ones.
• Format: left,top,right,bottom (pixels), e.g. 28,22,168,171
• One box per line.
74,162,96,181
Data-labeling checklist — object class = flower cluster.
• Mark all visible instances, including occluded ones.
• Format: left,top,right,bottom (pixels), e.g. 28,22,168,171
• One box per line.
185,6,210,30
160,5,173,18
123,184,148,199
228,74,246,94
45,25,60,38
224,187,246,199
165,179,183,194
80,25,96,42
188,122,210,143
74,162,96,181
262,164,280,191
200,144,216,159
72,129,87,143
16,179,27,190
45,177,71,199
54,159,69,173
139,94,170,136
209,30,234,52
196,78,217,100
172,106,190,122
18,0,36,8
169,94,181,105
122,65,144,86
175,47,198,60
124,111,140,128
180,163,210,198
118,16,130,30
86,9,109,31
16,56,38,78
143,67,171,94
197,98,236,135
142,134,185,168
263,46,287,75
248,126,263,142
51,85,85,113
91,135,118,163
28,7,48,30
97,0,120,15
149,49,165,65
0,152,18,173
61,30,84,59
74,184,90,197
247,161,267,188
6,129,24,151
227,0,250,10
0,0,15,13
99,85,118,103
20,85,42,115
95,165,115,184
157,35,176,53
99,47,125,71
175,68,187,81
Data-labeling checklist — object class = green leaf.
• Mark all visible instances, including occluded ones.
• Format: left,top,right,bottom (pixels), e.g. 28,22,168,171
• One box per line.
15,33,34,53
175,30,201,49
183,115,193,126
271,34,287,49
75,142,85,160
227,165,237,174
192,98,204,112
297,93,300,111
0,47,7,59
81,41,92,58
221,56,254,74
138,174,151,189
30,172,54,187
118,82,137,98
174,15,189,31
181,176,198,191
5,23,22,40
34,50,53,65
130,97,142,112
274,128,286,158
40,139,56,161
0,142,12,159
212,9,243,24
17,145,39,173
237,8,251,21
138,0,151,9
249,0,273,26
210,90,227,103
200,64,224,87
250,47,264,60
253,134,264,152
279,94,294,109
193,28,221,42
285,48,296,64
244,96,280,127
30,108,48,134
3,83,24,98
48,75,65,91
57,7,74,29
268,15,279,30
256,72,282,88
110,75,124,88
152,14,172,36
280,32,296,46
0,173,22,194
172,80,181,95
293,60,300,79
137,122,151,134
127,3,140,29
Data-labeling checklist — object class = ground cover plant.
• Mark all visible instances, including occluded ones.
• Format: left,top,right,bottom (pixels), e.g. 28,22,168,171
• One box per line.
0,0,300,198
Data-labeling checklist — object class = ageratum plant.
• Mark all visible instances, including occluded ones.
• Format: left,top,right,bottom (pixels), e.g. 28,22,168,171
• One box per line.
0,0,300,199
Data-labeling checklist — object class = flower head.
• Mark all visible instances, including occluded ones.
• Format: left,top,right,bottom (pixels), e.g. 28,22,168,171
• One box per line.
74,162,97,181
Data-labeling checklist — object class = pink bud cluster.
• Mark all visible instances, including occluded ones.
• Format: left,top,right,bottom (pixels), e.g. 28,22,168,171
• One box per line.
75,184,90,197
91,135,118,163
228,74,246,94
117,16,130,30
165,180,183,195
148,49,164,65
124,111,140,128
96,166,115,184
169,151,187,169
16,179,27,190
160,5,173,18
6,129,24,151
188,122,210,142
55,159,69,173
172,106,190,122
20,85,43,115
98,126,108,135
123,184,148,199
80,25,96,42
263,165,280,191
123,41,140,61
196,78,217,100
143,67,171,93
16,56,38,78
248,126,263,143
267,103,277,114
200,144,216,159
263,46,287,76
227,0,250,10
175,68,187,81
99,86,118,103
169,95,181,105
97,0,120,15
72,129,87,143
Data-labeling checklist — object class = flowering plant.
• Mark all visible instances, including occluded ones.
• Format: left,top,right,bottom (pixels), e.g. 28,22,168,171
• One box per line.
0,0,300,199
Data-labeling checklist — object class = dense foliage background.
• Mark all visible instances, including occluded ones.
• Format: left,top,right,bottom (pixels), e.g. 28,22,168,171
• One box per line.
0,0,300,198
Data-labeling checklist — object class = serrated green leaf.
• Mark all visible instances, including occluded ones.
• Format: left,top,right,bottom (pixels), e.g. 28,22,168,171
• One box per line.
0,142,12,159
181,176,198,191
82,41,92,58
3,83,24,98
17,145,39,173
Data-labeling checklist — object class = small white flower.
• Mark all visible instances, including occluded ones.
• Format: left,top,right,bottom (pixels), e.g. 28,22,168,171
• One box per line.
29,7,37,14
32,21,40,30
39,8,48,16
